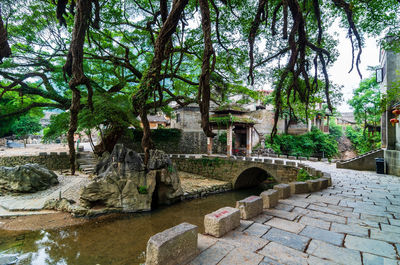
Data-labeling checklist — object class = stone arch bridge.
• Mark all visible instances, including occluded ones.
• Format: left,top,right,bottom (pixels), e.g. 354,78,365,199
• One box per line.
170,155,300,189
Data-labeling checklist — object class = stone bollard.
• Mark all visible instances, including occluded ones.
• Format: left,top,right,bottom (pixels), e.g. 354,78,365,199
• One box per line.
146,222,198,265
264,159,273,164
274,159,284,165
286,161,297,167
317,178,329,189
288,156,296,160
260,189,279,208
322,174,332,186
316,170,323,177
269,154,278,158
273,184,291,199
204,207,240,237
309,157,318,162
236,196,263,220
298,157,307,161
298,163,306,168
289,182,309,194
309,168,317,176
307,179,320,192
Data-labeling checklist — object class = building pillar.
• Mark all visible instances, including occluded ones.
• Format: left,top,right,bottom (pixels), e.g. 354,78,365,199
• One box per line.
326,116,330,133
246,126,252,157
227,125,233,157
207,137,213,155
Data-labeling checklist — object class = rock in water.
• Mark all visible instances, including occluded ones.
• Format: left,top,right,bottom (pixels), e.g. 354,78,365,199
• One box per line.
80,144,183,214
0,164,59,193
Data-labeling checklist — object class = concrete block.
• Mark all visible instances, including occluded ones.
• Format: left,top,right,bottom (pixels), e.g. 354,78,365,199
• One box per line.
321,158,328,162
264,159,273,164
298,157,307,161
146,222,198,265
297,163,306,168
273,184,291,199
286,161,297,167
236,196,263,220
309,157,319,162
322,175,332,186
274,159,284,165
278,155,288,158
288,156,296,160
316,170,323,177
49,152,57,155
260,189,279,208
39,152,47,156
204,207,240,237
318,178,329,189
309,168,316,176
290,182,309,194
269,154,278,158
307,179,321,192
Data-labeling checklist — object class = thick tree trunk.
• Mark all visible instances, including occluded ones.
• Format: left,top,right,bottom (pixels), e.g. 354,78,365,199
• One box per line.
132,0,188,164
93,126,125,156
0,8,11,62
63,0,93,174
198,0,216,138
67,90,81,174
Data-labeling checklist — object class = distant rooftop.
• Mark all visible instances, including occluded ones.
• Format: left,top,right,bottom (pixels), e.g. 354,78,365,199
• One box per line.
213,104,249,114
337,112,356,124
147,115,170,123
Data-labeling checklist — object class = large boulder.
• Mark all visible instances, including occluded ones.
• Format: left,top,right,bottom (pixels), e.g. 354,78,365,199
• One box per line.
0,163,59,193
80,144,183,214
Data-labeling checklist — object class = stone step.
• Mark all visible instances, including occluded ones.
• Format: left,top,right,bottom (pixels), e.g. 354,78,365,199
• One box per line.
79,164,96,169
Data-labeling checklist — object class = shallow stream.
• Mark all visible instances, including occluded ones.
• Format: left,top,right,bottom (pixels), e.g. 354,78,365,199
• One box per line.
0,188,262,265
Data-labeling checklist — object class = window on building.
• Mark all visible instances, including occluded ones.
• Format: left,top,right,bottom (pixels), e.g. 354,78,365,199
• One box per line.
176,113,181,122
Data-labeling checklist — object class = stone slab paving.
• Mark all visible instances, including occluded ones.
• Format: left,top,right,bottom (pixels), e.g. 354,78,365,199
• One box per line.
192,161,400,265
0,174,90,216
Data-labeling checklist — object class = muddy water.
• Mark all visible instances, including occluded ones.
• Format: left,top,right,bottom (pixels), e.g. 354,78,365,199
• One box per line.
0,188,262,265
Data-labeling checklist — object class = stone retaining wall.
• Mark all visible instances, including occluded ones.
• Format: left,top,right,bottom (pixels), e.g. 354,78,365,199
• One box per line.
384,150,400,176
336,149,383,171
0,153,70,170
121,131,227,154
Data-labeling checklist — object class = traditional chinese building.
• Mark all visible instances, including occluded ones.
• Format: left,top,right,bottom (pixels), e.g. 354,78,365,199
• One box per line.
208,105,256,157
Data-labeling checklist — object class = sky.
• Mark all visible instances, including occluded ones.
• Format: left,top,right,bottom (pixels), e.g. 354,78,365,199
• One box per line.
329,26,381,113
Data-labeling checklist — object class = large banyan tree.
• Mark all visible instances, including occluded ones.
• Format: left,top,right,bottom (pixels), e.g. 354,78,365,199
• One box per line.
0,0,399,172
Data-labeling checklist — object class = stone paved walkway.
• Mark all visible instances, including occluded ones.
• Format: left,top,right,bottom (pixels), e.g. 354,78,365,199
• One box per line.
193,162,400,265
0,174,90,216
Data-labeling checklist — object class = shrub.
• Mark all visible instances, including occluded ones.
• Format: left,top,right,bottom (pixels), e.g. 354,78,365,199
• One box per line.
297,169,318,181
345,126,381,154
266,127,338,159
138,186,148,194
329,122,343,140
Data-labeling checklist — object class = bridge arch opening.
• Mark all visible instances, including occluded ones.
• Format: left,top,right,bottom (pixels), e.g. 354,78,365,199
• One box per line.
233,167,276,189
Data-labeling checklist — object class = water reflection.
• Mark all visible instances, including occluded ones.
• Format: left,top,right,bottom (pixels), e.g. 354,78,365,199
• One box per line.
0,188,262,264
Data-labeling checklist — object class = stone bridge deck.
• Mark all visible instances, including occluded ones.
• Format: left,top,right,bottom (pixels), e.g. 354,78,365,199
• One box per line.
171,155,300,189
190,162,400,265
